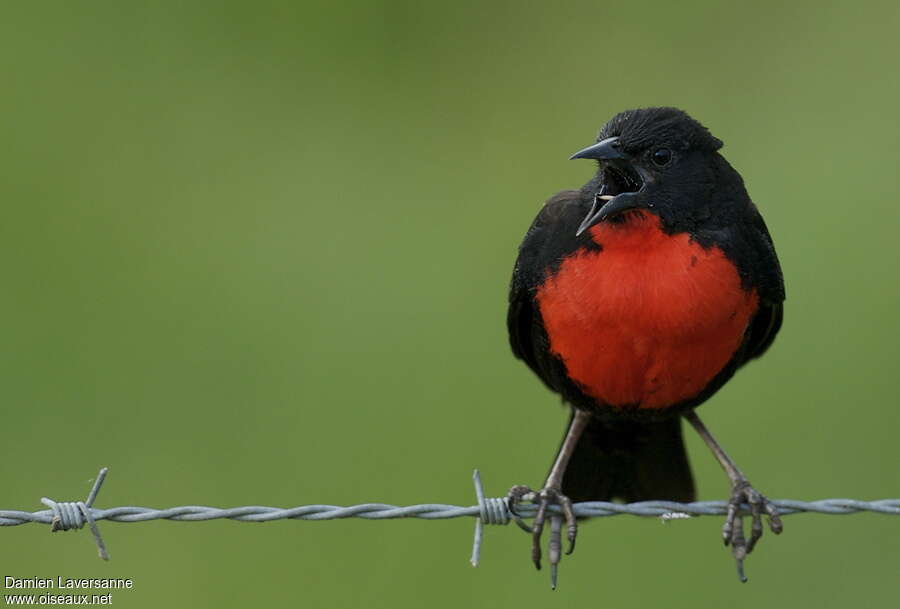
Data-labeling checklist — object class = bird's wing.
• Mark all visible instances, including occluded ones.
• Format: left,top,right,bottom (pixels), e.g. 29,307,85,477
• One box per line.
507,190,584,391
741,203,785,361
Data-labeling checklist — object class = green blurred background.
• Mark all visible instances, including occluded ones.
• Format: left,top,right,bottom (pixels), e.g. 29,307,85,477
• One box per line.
1,1,898,607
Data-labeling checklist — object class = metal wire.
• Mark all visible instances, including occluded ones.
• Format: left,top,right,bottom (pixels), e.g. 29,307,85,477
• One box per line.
2,468,898,564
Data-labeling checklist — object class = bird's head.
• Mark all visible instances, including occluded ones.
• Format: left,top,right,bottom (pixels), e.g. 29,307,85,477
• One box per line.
570,107,726,236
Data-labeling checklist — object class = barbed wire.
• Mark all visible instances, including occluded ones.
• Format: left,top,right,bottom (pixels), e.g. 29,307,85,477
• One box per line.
2,468,898,566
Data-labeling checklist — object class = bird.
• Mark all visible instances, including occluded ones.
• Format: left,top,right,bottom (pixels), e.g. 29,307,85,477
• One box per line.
506,107,784,587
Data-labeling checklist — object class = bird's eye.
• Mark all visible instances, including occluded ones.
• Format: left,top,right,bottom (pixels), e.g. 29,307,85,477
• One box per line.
652,148,672,166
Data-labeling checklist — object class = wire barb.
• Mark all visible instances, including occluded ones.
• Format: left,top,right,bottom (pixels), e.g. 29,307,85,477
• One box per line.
470,470,510,567
2,468,899,562
39,467,110,560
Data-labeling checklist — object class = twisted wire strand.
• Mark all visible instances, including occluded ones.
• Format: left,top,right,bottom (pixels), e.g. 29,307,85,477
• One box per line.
2,468,898,563
4,498,899,526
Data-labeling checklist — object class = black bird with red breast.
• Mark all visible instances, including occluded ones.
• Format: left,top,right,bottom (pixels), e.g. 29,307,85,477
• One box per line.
506,107,784,586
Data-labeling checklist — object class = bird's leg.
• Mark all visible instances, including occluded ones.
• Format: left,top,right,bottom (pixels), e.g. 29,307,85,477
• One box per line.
506,408,591,587
683,410,783,582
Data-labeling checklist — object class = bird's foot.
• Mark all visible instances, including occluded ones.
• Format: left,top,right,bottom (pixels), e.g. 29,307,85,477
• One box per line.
723,479,783,582
506,484,577,589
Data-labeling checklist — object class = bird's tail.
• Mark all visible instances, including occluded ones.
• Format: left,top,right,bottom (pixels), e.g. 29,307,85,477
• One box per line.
560,414,695,503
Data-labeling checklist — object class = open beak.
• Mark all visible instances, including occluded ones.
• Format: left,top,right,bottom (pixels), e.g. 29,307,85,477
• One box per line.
570,137,646,236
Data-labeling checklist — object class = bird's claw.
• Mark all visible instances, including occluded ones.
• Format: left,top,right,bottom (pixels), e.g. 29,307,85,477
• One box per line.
505,484,578,589
506,485,535,533
723,479,783,582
